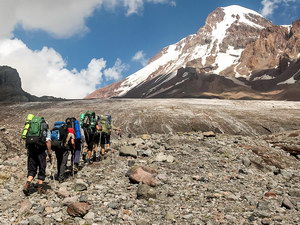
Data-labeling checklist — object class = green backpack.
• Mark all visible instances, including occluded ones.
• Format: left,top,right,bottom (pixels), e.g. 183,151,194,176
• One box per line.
99,114,112,134
25,116,48,146
81,111,96,130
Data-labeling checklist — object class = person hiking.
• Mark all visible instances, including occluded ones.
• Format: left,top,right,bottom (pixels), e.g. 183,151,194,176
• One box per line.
22,116,52,195
73,127,84,172
55,127,75,182
80,111,100,164
99,114,120,159
52,123,68,182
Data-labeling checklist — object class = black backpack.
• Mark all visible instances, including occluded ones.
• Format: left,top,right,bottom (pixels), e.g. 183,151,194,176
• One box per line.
51,122,67,148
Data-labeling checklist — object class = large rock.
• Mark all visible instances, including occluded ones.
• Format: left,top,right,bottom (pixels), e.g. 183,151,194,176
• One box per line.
126,166,158,187
19,199,32,215
119,146,138,158
67,202,91,217
137,184,157,200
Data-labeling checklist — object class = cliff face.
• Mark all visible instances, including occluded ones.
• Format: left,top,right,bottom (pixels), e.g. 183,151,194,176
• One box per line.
0,66,63,102
0,66,33,102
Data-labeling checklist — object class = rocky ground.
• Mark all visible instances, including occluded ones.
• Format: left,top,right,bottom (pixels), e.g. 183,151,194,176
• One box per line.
0,99,299,225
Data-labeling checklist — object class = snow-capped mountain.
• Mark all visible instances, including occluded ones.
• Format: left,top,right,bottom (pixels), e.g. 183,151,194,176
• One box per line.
86,5,300,100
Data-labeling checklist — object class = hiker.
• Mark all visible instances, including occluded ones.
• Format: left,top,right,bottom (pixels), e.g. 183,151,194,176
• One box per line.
65,117,82,170
80,111,99,164
98,114,120,158
22,116,52,195
51,122,68,182
73,127,84,171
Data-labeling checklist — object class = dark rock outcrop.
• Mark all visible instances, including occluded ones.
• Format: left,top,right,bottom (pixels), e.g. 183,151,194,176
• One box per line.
0,66,63,102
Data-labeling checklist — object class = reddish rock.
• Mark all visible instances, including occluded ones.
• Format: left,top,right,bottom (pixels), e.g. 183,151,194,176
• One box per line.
67,202,91,217
126,166,158,187
264,192,277,198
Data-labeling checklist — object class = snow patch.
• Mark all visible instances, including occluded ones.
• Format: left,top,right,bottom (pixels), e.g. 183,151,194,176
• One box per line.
253,74,275,81
117,44,181,95
281,25,292,33
174,78,189,86
213,46,243,74
277,76,297,85
226,77,249,87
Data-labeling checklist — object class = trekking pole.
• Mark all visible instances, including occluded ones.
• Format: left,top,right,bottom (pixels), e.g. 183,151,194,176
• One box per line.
50,155,57,190
72,148,75,179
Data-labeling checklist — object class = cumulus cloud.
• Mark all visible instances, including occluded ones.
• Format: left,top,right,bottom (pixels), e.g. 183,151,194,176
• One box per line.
260,0,298,17
124,0,176,16
104,58,128,81
0,0,176,39
0,0,175,98
0,39,127,99
132,50,148,66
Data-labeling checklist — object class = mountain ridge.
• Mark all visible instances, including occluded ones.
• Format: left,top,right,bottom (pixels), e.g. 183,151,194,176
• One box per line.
86,5,300,100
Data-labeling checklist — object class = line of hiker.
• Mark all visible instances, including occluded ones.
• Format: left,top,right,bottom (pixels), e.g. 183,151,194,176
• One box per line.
21,111,119,195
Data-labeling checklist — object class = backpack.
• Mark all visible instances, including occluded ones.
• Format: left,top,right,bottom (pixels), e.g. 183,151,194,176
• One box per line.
21,114,35,139
65,117,81,140
51,121,67,148
25,116,48,146
79,113,85,127
81,111,97,130
99,114,112,134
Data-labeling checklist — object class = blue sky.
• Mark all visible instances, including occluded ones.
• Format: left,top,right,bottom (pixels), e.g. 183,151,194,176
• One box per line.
0,0,299,98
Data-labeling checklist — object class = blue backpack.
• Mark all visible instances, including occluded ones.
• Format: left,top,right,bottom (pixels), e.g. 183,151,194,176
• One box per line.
51,121,67,147
65,117,81,140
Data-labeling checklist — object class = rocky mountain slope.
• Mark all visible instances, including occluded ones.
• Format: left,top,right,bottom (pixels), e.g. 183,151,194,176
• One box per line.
86,5,300,100
0,99,299,224
0,66,63,102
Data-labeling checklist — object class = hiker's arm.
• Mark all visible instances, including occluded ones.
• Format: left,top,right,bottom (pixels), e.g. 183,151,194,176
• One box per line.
46,140,52,155
71,135,75,149
65,133,71,147
46,131,52,163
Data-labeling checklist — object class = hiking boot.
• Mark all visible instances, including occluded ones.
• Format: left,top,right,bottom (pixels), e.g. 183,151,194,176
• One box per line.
23,181,31,196
58,177,66,183
73,163,79,172
37,184,46,195
82,153,87,163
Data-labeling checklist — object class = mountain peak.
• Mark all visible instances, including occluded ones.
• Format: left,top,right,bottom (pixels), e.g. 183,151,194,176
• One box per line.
221,5,262,17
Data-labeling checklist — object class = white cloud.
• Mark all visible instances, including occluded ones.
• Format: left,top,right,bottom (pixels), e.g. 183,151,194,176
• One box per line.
0,0,175,98
260,0,298,17
104,58,128,80
124,0,176,15
0,0,176,39
0,39,127,99
132,50,148,66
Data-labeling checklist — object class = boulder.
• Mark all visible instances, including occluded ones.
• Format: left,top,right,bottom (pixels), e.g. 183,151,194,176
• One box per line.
137,184,157,200
126,166,157,187
67,202,91,217
120,146,138,158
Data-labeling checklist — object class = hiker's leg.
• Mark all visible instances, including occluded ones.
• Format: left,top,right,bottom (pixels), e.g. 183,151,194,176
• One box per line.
55,149,63,178
27,151,37,180
106,134,111,150
100,132,106,155
59,149,69,179
74,141,81,164
100,144,105,155
37,151,47,181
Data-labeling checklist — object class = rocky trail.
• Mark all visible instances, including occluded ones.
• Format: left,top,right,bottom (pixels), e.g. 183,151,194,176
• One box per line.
0,99,299,225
